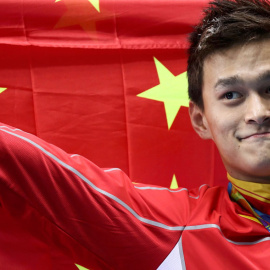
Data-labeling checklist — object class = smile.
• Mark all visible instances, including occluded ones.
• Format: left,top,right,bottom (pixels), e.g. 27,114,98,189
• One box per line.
240,132,270,141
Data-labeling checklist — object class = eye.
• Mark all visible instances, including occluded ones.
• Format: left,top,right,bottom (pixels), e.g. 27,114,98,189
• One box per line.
265,87,270,94
224,91,242,100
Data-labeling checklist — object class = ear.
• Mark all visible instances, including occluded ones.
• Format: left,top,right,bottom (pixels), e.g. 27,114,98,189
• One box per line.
189,101,212,140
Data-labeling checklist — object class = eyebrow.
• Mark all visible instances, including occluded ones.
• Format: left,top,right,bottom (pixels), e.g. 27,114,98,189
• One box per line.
258,70,270,82
214,70,270,90
214,76,244,90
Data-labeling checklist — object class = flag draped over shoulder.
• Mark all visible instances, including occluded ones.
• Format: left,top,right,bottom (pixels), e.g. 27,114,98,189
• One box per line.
0,0,226,268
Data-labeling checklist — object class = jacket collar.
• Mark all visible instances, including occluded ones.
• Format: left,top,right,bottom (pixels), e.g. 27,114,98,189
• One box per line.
228,174,270,215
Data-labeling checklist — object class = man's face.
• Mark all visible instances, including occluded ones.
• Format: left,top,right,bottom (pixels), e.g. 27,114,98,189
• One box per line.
193,39,270,182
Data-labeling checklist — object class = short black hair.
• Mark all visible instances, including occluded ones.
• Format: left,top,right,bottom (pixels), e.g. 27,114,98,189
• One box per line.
187,0,270,108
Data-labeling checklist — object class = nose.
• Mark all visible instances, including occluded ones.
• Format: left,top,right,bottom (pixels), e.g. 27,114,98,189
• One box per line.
244,94,270,125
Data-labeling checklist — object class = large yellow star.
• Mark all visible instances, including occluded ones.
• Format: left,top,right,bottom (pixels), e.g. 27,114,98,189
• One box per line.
137,58,189,129
0,87,7,94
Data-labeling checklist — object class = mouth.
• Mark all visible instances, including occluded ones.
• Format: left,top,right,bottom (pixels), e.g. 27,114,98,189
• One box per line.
239,132,270,141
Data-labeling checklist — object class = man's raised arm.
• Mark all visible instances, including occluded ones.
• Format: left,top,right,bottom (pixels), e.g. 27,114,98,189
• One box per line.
0,123,195,270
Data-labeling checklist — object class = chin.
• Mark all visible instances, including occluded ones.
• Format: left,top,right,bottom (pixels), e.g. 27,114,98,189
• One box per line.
239,163,270,182
225,158,270,182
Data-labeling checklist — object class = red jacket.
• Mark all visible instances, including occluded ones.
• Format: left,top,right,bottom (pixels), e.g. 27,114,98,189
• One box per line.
0,123,269,269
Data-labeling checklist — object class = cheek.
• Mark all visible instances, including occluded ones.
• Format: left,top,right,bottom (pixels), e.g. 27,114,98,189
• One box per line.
207,117,227,141
208,120,236,152
207,110,238,140
211,123,241,166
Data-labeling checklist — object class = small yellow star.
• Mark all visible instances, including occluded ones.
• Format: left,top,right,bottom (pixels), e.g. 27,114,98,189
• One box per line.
89,0,100,12
75,263,90,270
54,0,102,35
0,87,7,94
137,58,189,129
170,174,179,189
56,0,100,12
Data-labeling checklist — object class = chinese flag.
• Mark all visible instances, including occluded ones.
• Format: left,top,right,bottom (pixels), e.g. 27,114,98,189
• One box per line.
0,0,226,269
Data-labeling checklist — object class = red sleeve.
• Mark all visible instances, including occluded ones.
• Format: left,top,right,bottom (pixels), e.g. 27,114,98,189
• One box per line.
0,123,204,270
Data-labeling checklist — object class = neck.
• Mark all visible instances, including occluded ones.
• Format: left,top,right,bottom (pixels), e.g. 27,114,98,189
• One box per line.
227,170,270,184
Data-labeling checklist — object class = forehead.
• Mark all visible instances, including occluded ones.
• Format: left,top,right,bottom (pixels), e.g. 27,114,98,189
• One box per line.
202,39,270,90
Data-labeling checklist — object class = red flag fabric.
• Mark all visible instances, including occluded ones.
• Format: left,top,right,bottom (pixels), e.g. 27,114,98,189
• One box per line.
0,0,227,268
0,0,227,190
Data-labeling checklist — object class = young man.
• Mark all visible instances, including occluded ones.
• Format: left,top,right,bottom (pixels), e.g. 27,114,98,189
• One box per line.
1,0,270,269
